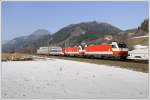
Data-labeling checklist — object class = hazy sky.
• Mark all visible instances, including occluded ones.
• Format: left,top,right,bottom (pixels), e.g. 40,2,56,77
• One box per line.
2,1,149,40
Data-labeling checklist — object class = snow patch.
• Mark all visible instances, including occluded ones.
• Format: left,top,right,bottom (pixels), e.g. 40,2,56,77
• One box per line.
132,35,148,39
1,59,148,99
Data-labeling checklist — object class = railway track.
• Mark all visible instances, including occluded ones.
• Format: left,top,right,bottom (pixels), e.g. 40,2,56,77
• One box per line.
46,55,148,64
39,55,148,73
122,59,148,64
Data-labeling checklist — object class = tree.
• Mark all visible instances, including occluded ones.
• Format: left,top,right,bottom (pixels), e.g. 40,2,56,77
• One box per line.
141,19,149,32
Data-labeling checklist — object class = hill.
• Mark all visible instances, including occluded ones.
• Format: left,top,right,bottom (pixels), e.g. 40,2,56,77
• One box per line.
51,21,122,47
125,19,149,49
2,29,51,53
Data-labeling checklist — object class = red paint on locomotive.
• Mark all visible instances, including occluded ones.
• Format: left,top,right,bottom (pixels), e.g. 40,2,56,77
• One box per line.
85,45,112,52
64,47,79,52
113,51,128,55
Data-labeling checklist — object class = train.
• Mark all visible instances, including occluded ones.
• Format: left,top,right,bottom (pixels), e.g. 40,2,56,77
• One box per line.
37,42,129,60
37,46,64,56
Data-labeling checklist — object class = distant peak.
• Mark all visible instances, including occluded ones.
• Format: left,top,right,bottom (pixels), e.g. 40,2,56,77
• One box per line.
68,21,112,27
31,29,51,36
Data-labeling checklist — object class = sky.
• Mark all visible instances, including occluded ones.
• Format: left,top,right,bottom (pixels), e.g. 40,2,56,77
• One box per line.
2,1,149,41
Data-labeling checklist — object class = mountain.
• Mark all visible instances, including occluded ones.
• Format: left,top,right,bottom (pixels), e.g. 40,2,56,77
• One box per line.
2,29,51,53
124,28,138,34
51,21,122,47
2,21,123,53
2,20,148,53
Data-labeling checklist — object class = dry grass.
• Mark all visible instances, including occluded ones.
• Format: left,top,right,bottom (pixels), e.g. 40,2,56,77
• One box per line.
128,37,148,46
2,53,33,61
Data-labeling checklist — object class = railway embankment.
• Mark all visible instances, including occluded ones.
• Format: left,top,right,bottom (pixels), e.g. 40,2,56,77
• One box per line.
48,56,149,73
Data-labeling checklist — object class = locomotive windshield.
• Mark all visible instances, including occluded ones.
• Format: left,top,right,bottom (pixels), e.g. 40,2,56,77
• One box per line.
112,45,117,48
118,43,127,48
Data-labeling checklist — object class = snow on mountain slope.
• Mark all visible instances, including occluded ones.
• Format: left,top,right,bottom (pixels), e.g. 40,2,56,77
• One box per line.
132,35,148,39
1,58,148,99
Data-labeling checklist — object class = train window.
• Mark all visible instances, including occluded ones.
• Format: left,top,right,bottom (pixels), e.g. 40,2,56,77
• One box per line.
81,45,85,50
112,45,117,48
135,56,141,58
51,50,62,52
79,45,85,50
118,43,127,48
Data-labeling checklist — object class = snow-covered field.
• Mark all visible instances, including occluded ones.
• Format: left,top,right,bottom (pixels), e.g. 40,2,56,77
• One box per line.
1,58,148,99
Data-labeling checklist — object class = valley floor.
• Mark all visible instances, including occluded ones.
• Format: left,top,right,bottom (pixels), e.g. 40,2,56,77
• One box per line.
1,58,148,99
